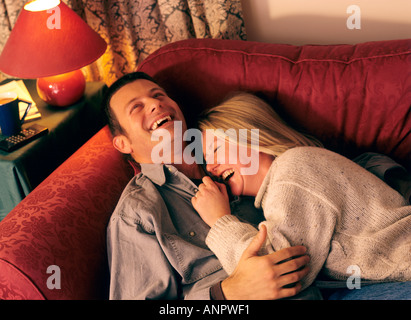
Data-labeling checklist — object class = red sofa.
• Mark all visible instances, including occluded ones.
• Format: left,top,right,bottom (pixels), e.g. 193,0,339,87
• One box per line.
0,38,410,299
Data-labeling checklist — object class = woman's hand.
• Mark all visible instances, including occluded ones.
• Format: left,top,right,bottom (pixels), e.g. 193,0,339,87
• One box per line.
191,176,231,227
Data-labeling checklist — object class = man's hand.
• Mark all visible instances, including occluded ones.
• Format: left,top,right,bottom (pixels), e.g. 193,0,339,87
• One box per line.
221,225,310,300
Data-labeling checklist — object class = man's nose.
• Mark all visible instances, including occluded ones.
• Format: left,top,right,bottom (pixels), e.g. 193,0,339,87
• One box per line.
147,97,161,113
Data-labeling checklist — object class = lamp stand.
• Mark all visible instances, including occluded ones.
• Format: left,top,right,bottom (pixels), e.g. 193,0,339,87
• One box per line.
36,69,86,107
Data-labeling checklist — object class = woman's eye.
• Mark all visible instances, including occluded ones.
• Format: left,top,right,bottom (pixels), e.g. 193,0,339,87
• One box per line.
204,147,217,163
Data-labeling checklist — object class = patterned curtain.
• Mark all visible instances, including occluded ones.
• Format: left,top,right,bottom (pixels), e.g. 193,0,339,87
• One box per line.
0,0,246,85
0,0,26,84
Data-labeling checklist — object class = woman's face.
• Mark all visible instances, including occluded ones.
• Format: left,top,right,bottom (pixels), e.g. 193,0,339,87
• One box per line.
202,132,261,196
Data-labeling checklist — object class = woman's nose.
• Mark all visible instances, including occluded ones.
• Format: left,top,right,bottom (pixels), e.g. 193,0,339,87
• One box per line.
206,162,218,174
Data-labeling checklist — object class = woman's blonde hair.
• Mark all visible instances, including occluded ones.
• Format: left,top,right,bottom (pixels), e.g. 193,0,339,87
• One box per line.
198,92,322,157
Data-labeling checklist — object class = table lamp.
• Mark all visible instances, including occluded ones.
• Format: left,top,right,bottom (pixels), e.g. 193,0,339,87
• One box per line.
0,0,107,107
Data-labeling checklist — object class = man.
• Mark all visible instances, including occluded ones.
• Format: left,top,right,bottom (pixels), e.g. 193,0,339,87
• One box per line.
105,71,410,300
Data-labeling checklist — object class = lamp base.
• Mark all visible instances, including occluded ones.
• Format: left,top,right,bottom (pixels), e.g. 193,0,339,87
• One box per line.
36,69,86,107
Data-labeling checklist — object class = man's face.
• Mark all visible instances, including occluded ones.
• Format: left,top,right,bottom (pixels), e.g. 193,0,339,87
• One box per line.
110,79,186,163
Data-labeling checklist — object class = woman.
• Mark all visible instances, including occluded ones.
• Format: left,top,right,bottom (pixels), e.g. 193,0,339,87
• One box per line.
192,92,411,290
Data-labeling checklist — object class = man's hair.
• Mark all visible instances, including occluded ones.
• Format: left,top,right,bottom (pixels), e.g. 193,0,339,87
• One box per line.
103,71,158,137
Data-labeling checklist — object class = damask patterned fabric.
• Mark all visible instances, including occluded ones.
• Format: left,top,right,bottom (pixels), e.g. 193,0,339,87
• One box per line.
0,126,134,299
0,0,246,85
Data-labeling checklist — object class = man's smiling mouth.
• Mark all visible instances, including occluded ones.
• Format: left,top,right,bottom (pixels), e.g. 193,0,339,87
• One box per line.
151,115,172,130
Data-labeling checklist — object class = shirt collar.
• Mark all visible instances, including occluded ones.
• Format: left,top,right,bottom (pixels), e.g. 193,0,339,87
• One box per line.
140,162,210,188
140,163,167,186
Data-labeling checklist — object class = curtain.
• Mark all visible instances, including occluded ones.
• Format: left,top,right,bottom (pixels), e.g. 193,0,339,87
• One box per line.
0,0,246,85
0,0,26,83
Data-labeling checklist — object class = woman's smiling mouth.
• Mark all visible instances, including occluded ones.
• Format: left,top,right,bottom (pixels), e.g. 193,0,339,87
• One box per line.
221,169,235,181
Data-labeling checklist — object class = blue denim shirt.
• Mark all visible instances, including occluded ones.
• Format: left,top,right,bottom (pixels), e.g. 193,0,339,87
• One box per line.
107,163,264,299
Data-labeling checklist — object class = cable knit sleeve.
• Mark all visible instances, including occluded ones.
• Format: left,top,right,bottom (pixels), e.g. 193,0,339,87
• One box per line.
205,215,271,275
260,182,339,289
256,148,342,289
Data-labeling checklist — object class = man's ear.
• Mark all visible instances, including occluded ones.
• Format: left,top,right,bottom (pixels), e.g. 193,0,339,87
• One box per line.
113,135,133,154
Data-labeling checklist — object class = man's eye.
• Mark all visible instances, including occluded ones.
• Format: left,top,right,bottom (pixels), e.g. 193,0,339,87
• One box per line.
130,103,143,112
153,92,164,98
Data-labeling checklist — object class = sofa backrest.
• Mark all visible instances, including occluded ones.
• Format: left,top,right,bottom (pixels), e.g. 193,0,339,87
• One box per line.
139,38,411,169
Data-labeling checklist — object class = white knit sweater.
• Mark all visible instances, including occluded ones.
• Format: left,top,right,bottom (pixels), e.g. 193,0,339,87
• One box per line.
206,147,411,289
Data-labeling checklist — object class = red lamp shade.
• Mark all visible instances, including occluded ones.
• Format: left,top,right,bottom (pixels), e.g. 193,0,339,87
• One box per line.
0,0,107,106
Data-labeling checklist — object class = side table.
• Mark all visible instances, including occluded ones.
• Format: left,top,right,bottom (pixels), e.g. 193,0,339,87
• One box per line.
0,79,107,220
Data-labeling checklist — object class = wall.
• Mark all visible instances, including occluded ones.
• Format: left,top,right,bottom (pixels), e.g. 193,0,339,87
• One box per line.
241,0,411,45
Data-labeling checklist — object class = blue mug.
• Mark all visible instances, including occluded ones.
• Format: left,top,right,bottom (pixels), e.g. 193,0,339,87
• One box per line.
0,92,32,136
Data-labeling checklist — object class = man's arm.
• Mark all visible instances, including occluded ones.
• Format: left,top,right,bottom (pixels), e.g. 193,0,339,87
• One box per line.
354,152,411,204
107,214,179,299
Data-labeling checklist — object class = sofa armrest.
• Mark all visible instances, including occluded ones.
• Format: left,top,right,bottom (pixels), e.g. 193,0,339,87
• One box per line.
0,126,133,299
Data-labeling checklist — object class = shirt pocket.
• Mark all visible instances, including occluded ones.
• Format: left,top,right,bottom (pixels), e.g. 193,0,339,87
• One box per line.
161,230,222,285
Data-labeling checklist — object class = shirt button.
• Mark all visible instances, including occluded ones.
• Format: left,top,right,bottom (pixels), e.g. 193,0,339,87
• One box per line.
189,231,196,237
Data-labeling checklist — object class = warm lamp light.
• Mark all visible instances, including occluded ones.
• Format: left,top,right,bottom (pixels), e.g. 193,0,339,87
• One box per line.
0,0,107,107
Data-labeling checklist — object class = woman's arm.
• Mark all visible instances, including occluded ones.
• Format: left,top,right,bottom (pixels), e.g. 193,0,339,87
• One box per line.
192,176,311,299
260,182,339,290
220,225,311,300
195,173,338,291
192,176,259,273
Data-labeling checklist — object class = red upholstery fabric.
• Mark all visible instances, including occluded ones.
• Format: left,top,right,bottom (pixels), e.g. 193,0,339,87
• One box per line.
0,127,133,299
0,38,409,299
